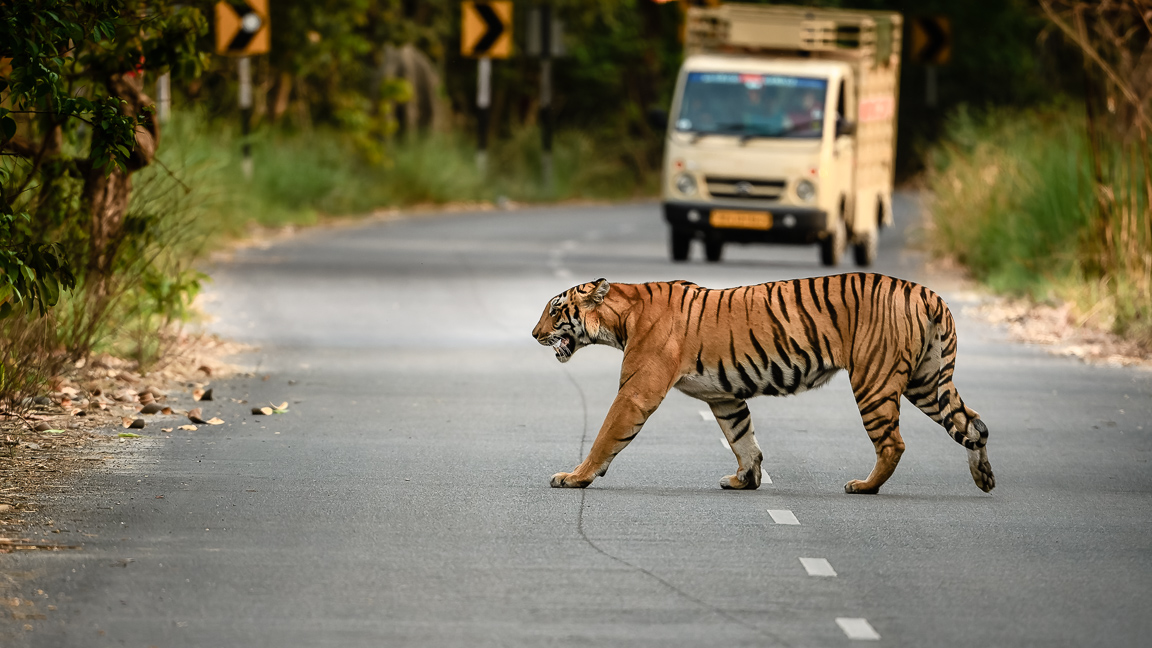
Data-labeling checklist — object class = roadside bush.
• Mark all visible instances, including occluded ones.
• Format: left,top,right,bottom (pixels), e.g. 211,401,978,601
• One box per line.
926,106,1152,348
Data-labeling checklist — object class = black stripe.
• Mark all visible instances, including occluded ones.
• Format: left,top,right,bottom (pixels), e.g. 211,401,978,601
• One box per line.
717,358,732,392
749,330,770,368
730,417,752,444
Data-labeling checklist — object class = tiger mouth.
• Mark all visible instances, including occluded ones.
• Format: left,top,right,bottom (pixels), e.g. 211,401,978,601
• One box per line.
550,334,574,362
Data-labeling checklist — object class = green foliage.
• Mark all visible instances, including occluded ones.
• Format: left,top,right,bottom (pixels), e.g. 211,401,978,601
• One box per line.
1,0,208,326
926,106,1151,347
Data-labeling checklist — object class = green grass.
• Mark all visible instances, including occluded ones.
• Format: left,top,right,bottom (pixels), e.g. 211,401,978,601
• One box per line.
926,105,1152,348
140,110,658,242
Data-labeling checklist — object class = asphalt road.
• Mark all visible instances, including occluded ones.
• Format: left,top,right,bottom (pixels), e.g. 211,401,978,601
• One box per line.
5,196,1152,647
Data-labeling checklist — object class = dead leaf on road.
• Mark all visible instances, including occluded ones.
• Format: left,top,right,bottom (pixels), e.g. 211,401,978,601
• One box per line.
187,408,207,424
121,418,145,429
177,425,197,431
139,403,163,415
205,417,224,425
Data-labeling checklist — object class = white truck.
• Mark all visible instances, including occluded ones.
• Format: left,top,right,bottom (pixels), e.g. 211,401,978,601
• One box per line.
660,3,902,266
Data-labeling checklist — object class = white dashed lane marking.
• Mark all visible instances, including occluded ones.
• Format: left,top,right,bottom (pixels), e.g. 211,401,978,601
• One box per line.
760,468,772,484
836,618,881,640
698,410,711,421
799,557,836,577
766,509,799,525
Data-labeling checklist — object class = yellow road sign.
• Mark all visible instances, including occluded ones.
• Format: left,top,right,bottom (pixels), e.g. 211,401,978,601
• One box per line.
461,2,512,59
216,0,271,56
909,16,950,65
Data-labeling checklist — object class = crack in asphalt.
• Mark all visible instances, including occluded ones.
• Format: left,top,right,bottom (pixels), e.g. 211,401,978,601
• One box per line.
561,368,792,646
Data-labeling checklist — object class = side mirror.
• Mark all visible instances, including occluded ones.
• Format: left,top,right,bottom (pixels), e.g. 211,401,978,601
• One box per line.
835,117,856,137
647,107,669,131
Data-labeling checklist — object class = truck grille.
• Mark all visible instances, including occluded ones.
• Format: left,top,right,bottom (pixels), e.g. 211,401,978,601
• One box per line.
705,176,787,200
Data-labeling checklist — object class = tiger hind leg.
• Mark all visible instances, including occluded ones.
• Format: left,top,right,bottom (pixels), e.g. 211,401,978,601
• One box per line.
845,384,906,495
709,399,762,490
905,340,996,493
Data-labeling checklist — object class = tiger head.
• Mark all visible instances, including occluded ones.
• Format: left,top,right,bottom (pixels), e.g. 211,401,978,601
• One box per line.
532,278,612,363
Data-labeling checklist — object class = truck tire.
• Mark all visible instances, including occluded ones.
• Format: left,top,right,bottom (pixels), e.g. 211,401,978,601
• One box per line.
819,214,846,267
704,237,724,263
853,200,881,266
853,229,877,266
670,228,692,262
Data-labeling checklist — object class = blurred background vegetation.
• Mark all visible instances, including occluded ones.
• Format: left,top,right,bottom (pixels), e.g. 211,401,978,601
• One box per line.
1,0,1149,406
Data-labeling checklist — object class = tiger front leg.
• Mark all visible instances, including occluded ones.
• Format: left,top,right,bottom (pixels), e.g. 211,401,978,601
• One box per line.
551,387,668,488
709,399,763,490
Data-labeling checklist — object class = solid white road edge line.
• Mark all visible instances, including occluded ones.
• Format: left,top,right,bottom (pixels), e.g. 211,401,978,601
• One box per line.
766,509,799,525
836,617,880,641
799,557,836,577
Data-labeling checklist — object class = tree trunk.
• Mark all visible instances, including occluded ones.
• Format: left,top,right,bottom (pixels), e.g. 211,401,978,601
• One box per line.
82,72,159,293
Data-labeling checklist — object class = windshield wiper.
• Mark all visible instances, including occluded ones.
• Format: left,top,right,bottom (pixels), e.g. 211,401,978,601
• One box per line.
689,123,746,143
739,121,819,144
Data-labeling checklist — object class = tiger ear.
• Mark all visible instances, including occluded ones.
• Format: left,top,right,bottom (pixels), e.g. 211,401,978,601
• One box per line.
587,278,610,305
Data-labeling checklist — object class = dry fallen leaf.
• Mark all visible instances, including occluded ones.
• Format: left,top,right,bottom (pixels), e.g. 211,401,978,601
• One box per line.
139,403,163,415
275,401,288,411
33,422,51,432
161,406,173,415
177,425,197,431
121,418,145,429
193,388,205,401
197,365,213,377
138,391,155,406
205,417,224,425
161,428,173,433
251,407,272,415
60,397,72,409
187,408,207,424
199,388,214,402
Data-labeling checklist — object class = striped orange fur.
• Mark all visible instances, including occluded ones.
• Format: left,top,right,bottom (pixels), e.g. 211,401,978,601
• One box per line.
532,273,994,494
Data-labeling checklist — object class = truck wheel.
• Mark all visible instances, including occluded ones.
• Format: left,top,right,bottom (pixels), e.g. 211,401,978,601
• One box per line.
704,237,724,263
819,216,846,267
670,228,692,262
853,229,877,266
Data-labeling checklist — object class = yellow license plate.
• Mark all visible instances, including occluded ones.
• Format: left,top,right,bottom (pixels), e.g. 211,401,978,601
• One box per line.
710,210,773,230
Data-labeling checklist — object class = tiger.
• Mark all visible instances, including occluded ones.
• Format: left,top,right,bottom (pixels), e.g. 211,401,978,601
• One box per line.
531,273,995,495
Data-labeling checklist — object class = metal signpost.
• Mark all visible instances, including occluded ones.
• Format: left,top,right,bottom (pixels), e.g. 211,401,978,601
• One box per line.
461,1,512,172
527,5,564,192
215,0,271,178
909,16,951,109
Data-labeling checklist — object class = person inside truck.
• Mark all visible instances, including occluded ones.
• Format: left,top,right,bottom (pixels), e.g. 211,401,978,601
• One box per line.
742,84,790,135
787,88,824,135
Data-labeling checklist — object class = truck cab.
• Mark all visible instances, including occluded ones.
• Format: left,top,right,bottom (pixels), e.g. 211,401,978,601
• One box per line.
660,4,902,266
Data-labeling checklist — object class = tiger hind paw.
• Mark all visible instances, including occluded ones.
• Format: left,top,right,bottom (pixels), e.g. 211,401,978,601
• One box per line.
720,470,760,490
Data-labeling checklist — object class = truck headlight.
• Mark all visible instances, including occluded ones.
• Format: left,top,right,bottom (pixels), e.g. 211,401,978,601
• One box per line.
675,173,698,196
796,179,816,203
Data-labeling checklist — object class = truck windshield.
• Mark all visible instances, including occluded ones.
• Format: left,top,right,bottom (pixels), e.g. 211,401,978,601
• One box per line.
676,72,827,139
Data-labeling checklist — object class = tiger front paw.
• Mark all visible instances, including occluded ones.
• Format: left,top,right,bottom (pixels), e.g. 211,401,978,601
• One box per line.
550,472,593,488
844,479,880,494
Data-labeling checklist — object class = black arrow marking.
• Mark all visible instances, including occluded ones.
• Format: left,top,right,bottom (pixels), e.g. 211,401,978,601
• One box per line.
227,0,260,52
472,3,504,55
916,17,947,64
